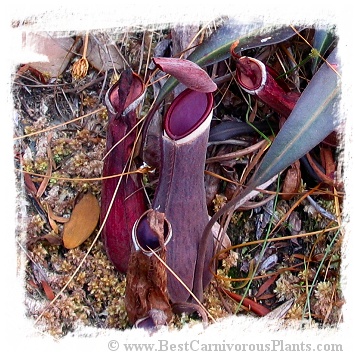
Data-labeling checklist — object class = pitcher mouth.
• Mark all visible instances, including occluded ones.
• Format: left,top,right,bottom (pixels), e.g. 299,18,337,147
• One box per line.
235,56,267,95
105,70,145,116
132,209,172,256
164,89,214,141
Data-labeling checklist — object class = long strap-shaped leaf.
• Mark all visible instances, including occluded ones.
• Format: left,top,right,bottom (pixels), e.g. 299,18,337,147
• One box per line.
194,47,341,300
248,47,340,188
311,28,337,74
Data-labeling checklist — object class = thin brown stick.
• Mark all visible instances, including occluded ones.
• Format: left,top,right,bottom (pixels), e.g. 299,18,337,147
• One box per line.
15,166,151,182
82,31,89,59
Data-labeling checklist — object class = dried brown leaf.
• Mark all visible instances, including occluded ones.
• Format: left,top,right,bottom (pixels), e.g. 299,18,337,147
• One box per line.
27,233,63,248
23,33,76,77
255,274,279,299
281,160,301,200
41,280,55,301
264,298,295,319
125,211,172,327
46,203,59,234
211,221,231,260
63,192,100,249
37,134,53,199
23,171,38,196
85,35,124,72
220,287,271,316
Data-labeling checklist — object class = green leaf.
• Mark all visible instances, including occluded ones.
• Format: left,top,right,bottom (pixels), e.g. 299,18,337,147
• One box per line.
248,47,340,190
311,27,337,74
